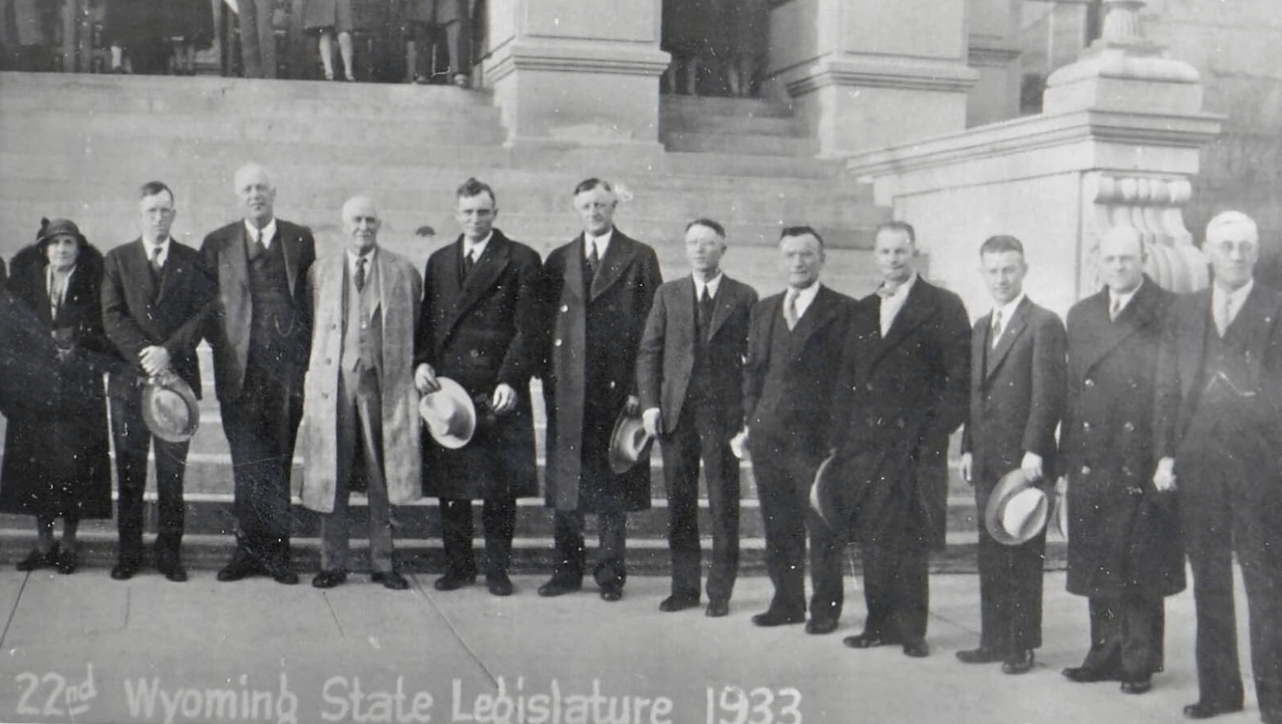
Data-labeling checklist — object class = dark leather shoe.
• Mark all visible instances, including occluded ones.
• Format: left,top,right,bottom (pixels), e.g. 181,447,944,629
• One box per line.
269,565,300,585
1182,701,1244,719
434,571,477,591
705,600,729,618
486,572,514,596
599,585,623,602
373,571,410,591
312,570,347,589
751,609,804,627
659,594,701,612
54,546,77,575
1062,666,1117,683
110,561,140,580
537,575,582,597
159,562,188,583
956,647,1004,664
16,548,51,572
843,632,901,649
1119,675,1152,695
1002,649,1035,675
806,618,839,635
902,638,930,658
217,552,264,582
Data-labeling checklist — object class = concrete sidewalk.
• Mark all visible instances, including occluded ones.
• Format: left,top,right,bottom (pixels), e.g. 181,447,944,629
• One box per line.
0,568,1266,724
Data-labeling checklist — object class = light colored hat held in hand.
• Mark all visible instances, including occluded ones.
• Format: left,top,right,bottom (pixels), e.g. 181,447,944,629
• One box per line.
419,377,476,449
608,408,654,474
141,372,200,443
985,468,1050,546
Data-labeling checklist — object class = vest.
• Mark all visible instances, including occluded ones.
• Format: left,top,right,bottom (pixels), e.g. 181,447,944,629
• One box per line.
247,234,295,366
688,285,715,403
340,257,382,377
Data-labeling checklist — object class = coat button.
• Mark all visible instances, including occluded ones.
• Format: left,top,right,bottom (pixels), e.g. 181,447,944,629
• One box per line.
561,304,569,313
1123,421,1135,432
554,339,562,347
1082,422,1091,431
1081,466,1091,476
1084,379,1095,387
609,381,616,389
470,349,480,358
865,383,873,391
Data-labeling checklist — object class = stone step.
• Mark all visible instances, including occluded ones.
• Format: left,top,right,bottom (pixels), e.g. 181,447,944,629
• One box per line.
663,152,843,179
660,110,800,137
660,94,795,120
663,132,821,158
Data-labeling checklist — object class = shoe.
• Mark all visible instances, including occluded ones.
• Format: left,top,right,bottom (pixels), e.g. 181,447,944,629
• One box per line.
312,570,347,589
158,561,187,583
805,618,839,635
372,571,410,591
706,600,729,618
217,552,264,582
751,609,804,627
1001,649,1035,675
486,572,514,597
413,75,430,85
956,646,1004,664
110,560,140,580
271,568,300,585
902,639,930,658
843,632,901,649
659,595,701,613
434,571,477,591
1182,701,1244,719
1062,666,1118,683
537,575,582,597
54,546,77,575
16,548,50,572
599,585,623,602
452,73,470,89
1119,676,1152,695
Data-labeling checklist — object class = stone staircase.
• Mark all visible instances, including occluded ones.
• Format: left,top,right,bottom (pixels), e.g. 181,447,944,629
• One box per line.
0,72,1060,575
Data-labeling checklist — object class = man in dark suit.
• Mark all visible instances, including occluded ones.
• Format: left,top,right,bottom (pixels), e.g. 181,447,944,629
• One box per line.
540,178,663,602
414,178,543,597
1060,226,1183,695
957,234,1066,674
637,218,757,617
739,226,854,633
102,180,215,582
201,163,315,585
830,221,970,657
1154,211,1282,724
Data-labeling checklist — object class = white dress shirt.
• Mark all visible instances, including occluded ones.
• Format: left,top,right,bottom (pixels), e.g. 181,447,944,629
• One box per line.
146,237,172,267
1212,278,1254,334
990,291,1026,346
694,272,722,302
878,272,917,336
245,218,277,249
786,282,822,321
463,231,493,264
584,229,613,261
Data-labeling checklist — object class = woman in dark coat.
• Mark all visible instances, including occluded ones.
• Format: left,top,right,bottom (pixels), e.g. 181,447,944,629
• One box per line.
0,219,115,574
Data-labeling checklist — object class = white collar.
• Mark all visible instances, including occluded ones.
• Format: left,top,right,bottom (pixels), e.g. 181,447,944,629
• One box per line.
879,272,918,300
585,229,613,257
346,246,377,272
1108,278,1144,315
1212,277,1254,310
463,231,493,259
245,218,277,249
145,237,172,264
694,272,723,299
993,292,1026,324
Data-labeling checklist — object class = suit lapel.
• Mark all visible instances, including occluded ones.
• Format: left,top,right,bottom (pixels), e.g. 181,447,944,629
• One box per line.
1080,282,1158,373
985,297,1030,382
447,234,511,338
128,239,158,302
590,231,633,302
278,225,304,298
1239,284,1279,365
563,235,586,301
706,277,739,340
673,276,697,344
868,280,933,370
228,225,251,293
791,286,837,349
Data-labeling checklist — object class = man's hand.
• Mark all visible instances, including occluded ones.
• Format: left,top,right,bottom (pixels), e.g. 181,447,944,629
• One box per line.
641,407,661,438
491,383,518,415
414,363,440,394
729,428,749,459
959,452,973,485
1153,457,1177,492
624,394,640,415
1021,451,1044,481
138,345,170,377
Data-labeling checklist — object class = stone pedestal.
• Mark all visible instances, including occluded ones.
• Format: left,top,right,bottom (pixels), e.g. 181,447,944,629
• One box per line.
765,0,977,157
481,0,670,152
847,0,1221,318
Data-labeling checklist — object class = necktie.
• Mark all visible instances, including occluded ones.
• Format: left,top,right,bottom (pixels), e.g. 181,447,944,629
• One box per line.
877,282,897,336
1109,296,1121,322
784,288,799,331
698,286,715,329
355,256,367,293
248,229,264,261
149,246,163,277
586,241,600,281
991,309,1003,348
1215,292,1232,337
463,249,476,277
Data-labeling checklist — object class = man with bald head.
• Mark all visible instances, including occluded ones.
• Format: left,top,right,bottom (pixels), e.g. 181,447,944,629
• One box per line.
1060,227,1182,695
295,196,423,590
202,163,316,584
1154,212,1282,723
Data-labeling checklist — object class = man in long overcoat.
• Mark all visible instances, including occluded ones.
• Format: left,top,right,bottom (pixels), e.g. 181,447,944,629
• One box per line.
958,235,1067,675
539,178,662,602
295,196,422,590
1153,211,1282,723
1060,227,1183,695
414,178,542,597
202,163,315,585
830,221,971,658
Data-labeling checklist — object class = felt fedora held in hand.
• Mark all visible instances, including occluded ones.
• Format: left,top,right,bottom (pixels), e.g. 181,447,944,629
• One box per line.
608,408,654,474
141,372,200,443
419,377,476,449
809,453,841,526
985,468,1050,546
